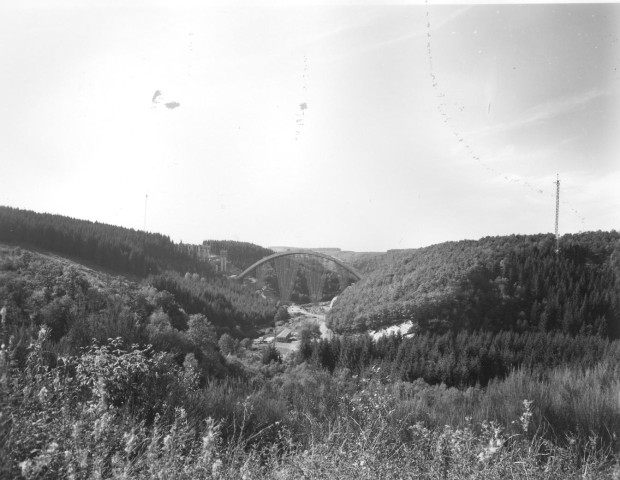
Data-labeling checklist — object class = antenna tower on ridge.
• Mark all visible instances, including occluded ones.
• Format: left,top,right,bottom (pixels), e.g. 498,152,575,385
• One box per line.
554,174,560,253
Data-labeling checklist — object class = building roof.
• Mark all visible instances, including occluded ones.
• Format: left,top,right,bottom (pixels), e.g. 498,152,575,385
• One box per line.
276,328,292,338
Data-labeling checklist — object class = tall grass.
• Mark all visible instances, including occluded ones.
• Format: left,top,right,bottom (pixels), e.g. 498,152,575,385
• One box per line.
486,362,620,448
2,334,620,479
381,362,620,447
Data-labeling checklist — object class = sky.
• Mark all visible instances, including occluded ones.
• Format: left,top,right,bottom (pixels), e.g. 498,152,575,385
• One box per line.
1,1,618,252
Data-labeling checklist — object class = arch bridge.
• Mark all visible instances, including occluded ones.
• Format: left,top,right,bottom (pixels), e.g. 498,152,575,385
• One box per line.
236,250,362,302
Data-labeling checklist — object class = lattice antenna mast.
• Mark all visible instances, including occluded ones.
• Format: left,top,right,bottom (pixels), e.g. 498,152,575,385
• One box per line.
554,174,560,253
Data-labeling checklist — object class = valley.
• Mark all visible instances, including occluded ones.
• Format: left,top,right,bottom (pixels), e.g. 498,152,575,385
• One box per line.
1,207,619,479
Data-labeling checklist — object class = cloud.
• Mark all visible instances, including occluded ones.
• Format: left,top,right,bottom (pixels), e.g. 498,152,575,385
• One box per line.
430,6,476,33
292,5,475,62
515,89,607,127
467,88,610,139
360,5,476,52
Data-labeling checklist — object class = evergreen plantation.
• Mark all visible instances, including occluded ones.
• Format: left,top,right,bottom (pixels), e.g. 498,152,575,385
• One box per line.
0,206,276,277
0,206,211,278
299,329,620,388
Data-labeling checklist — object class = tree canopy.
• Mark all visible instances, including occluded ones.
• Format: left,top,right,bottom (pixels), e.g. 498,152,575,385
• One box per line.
328,232,620,338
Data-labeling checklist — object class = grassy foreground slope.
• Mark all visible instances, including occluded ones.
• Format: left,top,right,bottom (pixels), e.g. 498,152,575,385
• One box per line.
328,232,620,336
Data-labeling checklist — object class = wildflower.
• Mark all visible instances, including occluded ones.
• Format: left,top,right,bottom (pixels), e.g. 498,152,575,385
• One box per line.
72,421,82,440
202,431,216,453
487,436,503,454
19,460,33,477
94,413,110,440
519,399,533,434
124,431,137,454
240,460,252,480
477,451,487,462
37,386,48,403
79,450,88,469
478,437,503,462
96,376,107,408
212,459,223,478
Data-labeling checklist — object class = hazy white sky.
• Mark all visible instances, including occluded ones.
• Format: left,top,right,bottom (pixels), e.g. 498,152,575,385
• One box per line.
1,1,618,251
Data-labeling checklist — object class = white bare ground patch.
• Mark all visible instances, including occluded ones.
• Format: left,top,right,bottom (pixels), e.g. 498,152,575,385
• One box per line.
287,303,334,340
369,320,414,340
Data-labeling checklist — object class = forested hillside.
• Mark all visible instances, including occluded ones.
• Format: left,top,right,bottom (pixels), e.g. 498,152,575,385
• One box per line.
0,245,275,360
328,232,620,338
0,206,215,278
3,242,620,478
203,240,274,270
0,207,279,343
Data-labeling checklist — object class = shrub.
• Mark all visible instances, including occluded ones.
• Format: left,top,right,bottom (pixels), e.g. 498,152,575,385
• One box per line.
262,344,282,365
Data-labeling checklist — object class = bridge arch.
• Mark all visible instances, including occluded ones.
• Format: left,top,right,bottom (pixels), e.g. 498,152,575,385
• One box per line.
236,250,362,282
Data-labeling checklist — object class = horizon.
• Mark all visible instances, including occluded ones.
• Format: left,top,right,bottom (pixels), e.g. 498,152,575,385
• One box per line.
2,203,615,254
1,2,618,251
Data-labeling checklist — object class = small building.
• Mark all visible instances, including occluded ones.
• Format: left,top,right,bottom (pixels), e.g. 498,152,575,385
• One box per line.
275,328,293,343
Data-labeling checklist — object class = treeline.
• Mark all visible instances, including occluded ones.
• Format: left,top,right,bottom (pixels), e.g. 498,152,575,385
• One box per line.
203,240,274,270
0,206,213,278
328,232,620,338
299,330,620,387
